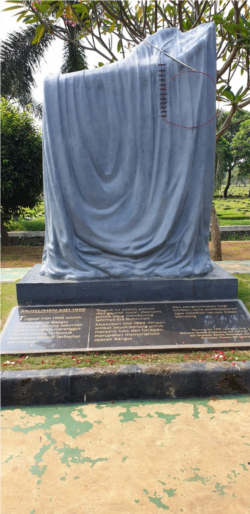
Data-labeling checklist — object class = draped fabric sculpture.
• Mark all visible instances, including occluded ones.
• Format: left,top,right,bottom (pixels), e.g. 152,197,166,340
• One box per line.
41,23,216,280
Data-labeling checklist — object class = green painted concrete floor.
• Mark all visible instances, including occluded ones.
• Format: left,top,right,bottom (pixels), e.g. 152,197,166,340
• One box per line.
215,260,250,274
1,262,249,283
0,268,31,283
1,396,250,513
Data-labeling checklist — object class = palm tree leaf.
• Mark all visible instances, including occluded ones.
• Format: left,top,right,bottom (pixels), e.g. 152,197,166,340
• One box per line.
61,27,88,74
1,25,52,116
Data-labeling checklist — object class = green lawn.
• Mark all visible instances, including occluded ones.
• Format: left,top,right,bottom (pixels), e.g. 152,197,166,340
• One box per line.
1,274,249,370
4,190,250,233
213,190,250,226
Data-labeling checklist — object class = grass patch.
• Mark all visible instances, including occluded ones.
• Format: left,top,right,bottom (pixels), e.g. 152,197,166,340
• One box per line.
237,273,250,311
1,349,250,370
213,193,250,227
1,283,17,331
8,218,45,232
219,219,250,226
1,274,249,370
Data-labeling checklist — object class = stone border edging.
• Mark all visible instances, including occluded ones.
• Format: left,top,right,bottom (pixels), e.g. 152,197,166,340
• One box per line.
1,362,250,406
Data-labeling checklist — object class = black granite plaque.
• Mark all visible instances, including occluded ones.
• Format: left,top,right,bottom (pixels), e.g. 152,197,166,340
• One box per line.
166,301,250,345
89,304,173,348
1,306,90,353
1,301,250,354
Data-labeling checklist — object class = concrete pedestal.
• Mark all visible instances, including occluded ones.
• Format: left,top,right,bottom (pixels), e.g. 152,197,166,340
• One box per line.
16,263,238,306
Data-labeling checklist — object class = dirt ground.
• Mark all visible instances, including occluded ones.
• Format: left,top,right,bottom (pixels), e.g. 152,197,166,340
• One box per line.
1,242,250,268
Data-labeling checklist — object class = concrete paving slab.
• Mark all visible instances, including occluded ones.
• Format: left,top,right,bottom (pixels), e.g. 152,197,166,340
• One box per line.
1,268,31,283
216,260,250,274
1,396,250,514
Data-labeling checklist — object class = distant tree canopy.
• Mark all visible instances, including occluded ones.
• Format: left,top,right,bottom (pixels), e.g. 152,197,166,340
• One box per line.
1,97,43,225
215,111,250,196
232,118,250,182
3,0,250,139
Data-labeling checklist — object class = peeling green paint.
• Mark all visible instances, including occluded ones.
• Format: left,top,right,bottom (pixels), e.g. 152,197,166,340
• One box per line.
10,406,94,439
190,467,200,472
236,396,250,404
185,473,211,486
135,499,140,503
30,510,35,514
243,443,250,447
155,412,180,424
192,401,215,420
147,492,169,510
163,488,176,497
29,464,47,478
221,410,240,414
213,483,227,497
227,469,240,480
3,454,14,464
119,407,142,424
56,444,108,468
37,480,41,485
122,456,128,463
192,404,200,419
74,476,80,480
232,493,237,498
60,476,66,481
143,489,149,495
239,463,248,471
158,481,166,486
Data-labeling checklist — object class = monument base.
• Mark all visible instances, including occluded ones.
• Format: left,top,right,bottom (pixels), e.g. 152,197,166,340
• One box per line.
16,263,237,306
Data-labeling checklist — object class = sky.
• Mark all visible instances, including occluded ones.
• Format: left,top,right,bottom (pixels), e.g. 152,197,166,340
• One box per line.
1,5,249,111
1,6,108,104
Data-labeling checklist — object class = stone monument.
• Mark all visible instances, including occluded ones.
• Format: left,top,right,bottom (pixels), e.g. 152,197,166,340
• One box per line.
3,23,249,357
41,23,216,281
16,22,238,305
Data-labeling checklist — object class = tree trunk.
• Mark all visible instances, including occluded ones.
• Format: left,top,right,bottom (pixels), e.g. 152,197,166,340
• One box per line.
223,167,232,198
1,218,10,246
210,205,222,261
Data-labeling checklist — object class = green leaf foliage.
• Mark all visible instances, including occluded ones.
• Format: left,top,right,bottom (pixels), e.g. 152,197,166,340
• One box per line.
61,26,88,74
232,119,250,179
1,25,52,118
1,97,43,224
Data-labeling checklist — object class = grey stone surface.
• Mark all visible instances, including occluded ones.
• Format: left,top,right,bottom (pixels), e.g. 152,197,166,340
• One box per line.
41,24,216,281
16,263,238,305
219,225,250,232
2,362,250,406
8,231,44,247
1,368,70,406
8,231,45,237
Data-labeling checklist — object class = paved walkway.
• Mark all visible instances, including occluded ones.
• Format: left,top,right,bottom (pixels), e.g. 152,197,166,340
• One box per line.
215,260,250,274
1,267,31,283
1,397,250,514
1,262,250,283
